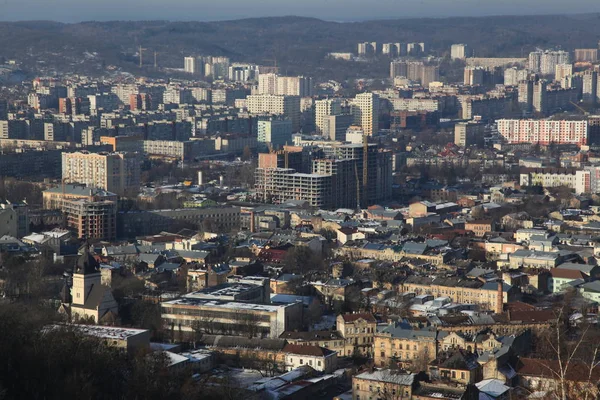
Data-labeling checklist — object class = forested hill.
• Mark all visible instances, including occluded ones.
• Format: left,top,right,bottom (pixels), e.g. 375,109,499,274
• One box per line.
1,14,599,77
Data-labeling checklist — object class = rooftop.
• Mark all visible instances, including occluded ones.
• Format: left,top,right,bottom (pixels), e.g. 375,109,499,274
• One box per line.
52,324,148,340
355,370,415,386
162,297,286,312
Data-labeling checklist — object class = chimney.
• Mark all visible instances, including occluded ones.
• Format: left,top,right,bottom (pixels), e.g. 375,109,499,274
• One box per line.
496,279,504,314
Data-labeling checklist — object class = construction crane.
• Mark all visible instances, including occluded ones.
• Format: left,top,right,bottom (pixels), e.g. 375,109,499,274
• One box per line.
362,133,368,207
570,101,589,116
138,45,147,68
354,163,361,212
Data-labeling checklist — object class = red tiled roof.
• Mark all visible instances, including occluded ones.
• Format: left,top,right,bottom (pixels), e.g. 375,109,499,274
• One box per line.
282,343,335,357
341,313,377,323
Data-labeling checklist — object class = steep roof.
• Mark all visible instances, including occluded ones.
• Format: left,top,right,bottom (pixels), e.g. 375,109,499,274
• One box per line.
76,246,100,275
83,284,111,310
282,344,336,357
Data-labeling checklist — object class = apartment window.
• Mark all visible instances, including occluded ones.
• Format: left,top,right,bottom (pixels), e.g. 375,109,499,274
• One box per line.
318,361,321,367
300,359,303,364
461,372,465,380
452,371,456,379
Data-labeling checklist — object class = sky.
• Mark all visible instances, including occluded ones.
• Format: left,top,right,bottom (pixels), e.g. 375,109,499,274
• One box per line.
1,0,600,22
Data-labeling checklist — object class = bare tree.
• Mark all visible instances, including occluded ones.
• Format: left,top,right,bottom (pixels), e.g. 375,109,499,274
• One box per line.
529,304,600,400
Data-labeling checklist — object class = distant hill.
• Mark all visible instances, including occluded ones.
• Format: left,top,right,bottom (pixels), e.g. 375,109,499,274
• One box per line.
1,14,599,78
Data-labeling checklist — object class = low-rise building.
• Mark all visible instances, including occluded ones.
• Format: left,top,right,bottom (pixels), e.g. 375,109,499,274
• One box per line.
374,323,440,368
352,370,415,400
283,343,338,373
337,313,377,357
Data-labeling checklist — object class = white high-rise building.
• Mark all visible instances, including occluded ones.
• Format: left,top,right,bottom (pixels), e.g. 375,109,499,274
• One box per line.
530,50,571,75
582,70,598,103
257,74,313,97
184,57,196,74
351,92,379,136
528,51,542,73
504,67,529,86
62,151,141,197
247,94,301,132
315,99,343,135
555,64,573,83
451,44,469,60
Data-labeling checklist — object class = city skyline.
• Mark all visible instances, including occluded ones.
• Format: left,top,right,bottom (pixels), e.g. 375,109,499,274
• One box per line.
1,0,600,22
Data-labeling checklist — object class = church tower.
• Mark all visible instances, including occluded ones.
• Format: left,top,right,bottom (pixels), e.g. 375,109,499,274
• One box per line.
71,245,101,307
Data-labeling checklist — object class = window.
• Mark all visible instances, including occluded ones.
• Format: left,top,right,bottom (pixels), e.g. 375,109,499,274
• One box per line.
381,351,385,357
369,385,373,392
452,371,456,379
300,359,303,364
461,372,465,379
309,360,313,366
318,361,321,367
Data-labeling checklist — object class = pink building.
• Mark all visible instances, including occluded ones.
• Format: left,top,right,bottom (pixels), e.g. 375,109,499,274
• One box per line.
497,119,588,146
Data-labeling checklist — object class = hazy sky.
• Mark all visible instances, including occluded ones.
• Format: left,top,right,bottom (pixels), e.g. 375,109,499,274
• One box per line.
1,0,600,22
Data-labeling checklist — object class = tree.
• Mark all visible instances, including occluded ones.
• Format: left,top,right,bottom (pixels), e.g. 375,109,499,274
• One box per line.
241,145,252,161
529,292,600,400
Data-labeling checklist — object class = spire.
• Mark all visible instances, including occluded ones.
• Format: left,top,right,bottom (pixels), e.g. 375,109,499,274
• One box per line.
75,243,99,275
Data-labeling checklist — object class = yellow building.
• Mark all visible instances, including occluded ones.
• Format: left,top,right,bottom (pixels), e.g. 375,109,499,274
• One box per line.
374,323,440,368
337,313,377,357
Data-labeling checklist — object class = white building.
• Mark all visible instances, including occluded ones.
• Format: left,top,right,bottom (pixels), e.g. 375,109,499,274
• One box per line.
555,64,573,83
257,74,313,97
246,94,301,132
184,57,196,74
283,344,338,373
62,151,141,197
351,92,379,136
451,44,469,60
315,98,343,134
